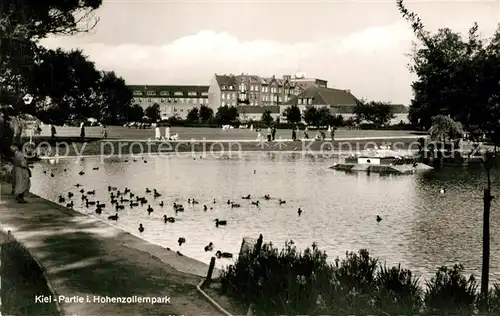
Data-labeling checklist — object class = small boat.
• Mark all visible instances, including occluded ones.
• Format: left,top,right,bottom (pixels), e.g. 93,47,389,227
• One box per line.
330,147,433,175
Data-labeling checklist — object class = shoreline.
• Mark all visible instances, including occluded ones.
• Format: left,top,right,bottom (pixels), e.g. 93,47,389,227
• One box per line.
27,137,424,158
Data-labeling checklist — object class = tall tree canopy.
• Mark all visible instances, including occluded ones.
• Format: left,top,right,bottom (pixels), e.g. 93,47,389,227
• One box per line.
397,0,500,138
0,0,103,110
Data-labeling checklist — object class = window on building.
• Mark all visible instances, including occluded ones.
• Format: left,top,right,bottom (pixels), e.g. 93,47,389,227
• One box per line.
188,91,197,96
298,98,302,105
160,91,169,96
133,91,142,96
174,91,183,96
180,98,184,103
278,87,282,93
222,93,225,99
231,93,235,100
308,98,313,105
229,85,233,90
240,84,245,92
160,98,165,103
202,92,208,96
232,101,236,106
147,91,155,96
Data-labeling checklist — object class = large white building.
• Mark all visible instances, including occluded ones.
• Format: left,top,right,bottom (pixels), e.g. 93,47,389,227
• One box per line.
127,85,209,120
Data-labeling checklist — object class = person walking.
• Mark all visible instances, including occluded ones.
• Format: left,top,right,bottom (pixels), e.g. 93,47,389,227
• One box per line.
271,125,276,140
330,127,335,141
50,124,57,140
102,125,108,139
11,145,31,203
304,126,309,139
292,128,297,141
80,122,85,139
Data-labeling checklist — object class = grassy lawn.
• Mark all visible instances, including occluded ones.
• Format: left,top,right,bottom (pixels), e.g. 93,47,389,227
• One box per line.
30,126,422,141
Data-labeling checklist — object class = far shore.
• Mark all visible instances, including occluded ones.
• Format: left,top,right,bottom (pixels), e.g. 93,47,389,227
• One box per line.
26,137,423,158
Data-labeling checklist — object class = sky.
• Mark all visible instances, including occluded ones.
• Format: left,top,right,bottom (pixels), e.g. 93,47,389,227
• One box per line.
40,0,500,105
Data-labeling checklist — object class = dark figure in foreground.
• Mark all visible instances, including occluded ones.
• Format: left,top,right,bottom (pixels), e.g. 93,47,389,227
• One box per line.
292,128,297,141
11,145,31,203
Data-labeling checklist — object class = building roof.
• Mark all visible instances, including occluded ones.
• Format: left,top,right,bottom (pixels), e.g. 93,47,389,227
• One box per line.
127,85,209,98
237,105,280,114
214,74,299,88
284,86,360,107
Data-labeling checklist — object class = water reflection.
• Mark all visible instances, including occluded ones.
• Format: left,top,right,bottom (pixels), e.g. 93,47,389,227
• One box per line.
30,153,500,282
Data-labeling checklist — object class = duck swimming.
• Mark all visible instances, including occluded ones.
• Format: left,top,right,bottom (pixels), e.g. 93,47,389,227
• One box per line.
153,189,161,198
108,213,119,221
96,201,105,208
264,194,270,200
242,194,251,199
215,250,233,259
147,205,154,215
58,195,65,203
298,208,302,216
95,207,102,214
87,190,95,195
231,203,240,208
163,215,175,223
78,171,85,175
93,167,99,170
115,204,125,211
159,201,164,207
146,188,151,193
204,242,214,252
215,219,227,227
203,205,207,211
251,201,260,206
278,199,286,205
178,237,186,246
66,201,74,208
376,215,382,222
67,192,74,198
138,224,144,233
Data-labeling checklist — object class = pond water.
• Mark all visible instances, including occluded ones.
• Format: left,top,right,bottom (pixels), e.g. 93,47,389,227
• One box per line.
30,152,500,283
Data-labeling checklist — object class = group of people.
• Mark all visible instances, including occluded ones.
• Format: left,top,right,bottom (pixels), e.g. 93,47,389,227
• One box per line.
154,126,174,140
257,125,336,141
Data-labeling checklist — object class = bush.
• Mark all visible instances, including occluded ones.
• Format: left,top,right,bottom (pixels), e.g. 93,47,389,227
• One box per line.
219,240,496,315
424,264,478,315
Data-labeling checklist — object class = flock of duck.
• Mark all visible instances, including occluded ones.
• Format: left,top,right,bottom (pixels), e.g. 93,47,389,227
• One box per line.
44,162,306,260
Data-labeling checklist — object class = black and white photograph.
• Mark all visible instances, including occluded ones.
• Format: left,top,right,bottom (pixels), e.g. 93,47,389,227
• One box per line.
1,0,500,315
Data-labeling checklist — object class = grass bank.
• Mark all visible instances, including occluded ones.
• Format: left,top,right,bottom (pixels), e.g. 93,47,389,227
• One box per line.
219,240,500,315
28,138,420,157
1,233,60,316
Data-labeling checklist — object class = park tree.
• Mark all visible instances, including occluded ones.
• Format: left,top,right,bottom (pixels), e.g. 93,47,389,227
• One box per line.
30,48,101,123
261,110,273,125
397,0,500,307
199,105,214,122
127,104,144,122
316,107,331,127
186,107,199,122
428,115,463,144
354,101,394,127
145,103,161,122
397,0,500,139
302,106,318,126
96,71,132,125
283,105,301,124
0,0,103,111
215,105,239,125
